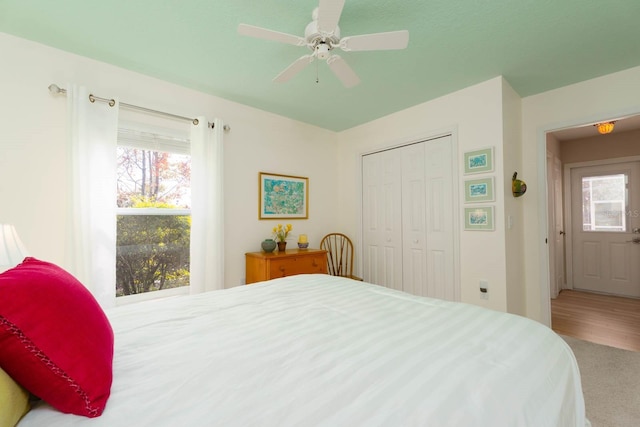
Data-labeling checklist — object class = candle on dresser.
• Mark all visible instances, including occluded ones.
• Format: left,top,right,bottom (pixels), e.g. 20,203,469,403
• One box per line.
298,234,308,244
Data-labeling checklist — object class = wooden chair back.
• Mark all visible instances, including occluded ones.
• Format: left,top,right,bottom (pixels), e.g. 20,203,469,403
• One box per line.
319,233,362,281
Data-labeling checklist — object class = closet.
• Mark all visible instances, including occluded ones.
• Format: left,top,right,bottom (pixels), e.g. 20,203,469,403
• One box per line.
362,135,457,301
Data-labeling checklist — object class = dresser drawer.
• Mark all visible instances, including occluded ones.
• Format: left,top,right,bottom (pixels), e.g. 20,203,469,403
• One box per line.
268,255,325,279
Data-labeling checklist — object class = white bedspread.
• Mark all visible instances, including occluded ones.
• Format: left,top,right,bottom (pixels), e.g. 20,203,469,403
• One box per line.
19,275,587,426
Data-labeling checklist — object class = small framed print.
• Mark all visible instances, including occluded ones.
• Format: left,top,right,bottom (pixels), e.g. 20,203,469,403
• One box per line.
464,147,494,175
464,206,494,231
464,177,495,203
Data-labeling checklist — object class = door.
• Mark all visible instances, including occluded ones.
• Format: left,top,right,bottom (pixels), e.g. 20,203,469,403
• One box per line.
362,135,455,300
362,147,403,290
400,143,427,296
570,162,640,297
547,152,565,298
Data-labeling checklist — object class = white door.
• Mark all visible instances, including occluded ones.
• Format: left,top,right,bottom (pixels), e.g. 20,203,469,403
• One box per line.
570,162,640,297
401,143,427,296
427,137,455,300
362,148,403,290
362,135,455,300
547,153,565,298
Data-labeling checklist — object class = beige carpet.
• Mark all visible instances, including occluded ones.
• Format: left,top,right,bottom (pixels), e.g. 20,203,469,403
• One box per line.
561,335,640,427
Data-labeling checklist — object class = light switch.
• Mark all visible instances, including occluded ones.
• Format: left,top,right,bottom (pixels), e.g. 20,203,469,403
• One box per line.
480,280,489,300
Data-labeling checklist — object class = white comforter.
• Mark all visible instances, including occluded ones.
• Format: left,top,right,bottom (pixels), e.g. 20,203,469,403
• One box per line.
20,275,587,426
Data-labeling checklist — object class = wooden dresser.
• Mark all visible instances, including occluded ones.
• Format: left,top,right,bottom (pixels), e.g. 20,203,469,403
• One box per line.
245,249,327,284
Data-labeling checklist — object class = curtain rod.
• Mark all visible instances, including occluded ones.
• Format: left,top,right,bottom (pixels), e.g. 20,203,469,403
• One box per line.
48,84,230,131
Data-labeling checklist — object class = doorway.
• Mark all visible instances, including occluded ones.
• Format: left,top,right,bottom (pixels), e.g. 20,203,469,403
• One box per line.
546,115,640,334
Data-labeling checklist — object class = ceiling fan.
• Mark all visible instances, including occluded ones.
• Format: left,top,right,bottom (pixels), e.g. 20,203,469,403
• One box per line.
238,0,409,88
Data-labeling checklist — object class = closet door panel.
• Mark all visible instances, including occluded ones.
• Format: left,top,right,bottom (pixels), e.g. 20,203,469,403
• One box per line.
362,154,380,284
362,150,402,289
425,136,456,301
401,143,427,296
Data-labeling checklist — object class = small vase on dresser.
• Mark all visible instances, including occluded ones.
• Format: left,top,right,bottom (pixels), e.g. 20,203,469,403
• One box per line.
277,241,287,251
261,239,276,253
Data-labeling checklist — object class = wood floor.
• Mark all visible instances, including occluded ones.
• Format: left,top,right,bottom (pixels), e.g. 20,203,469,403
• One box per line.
551,289,640,352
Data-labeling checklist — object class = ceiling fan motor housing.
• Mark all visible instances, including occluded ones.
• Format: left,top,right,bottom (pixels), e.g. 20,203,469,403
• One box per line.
305,20,340,59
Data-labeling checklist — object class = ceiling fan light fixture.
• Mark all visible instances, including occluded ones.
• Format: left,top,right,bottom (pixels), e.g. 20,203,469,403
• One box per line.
316,43,330,60
595,121,615,134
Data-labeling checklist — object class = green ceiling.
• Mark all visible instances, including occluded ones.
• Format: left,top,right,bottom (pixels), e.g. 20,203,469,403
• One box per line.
2,0,640,131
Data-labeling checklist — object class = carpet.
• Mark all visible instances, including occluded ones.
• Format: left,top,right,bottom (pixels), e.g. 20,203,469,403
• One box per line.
561,335,640,427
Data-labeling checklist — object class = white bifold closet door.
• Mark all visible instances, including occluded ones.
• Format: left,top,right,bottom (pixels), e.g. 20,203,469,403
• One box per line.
362,135,456,301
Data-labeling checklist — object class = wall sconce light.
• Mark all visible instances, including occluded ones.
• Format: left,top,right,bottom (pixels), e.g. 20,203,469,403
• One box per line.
595,121,616,134
512,172,527,197
0,224,29,273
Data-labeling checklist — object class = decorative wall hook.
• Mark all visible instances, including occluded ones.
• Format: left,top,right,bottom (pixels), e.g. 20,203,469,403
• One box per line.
512,172,527,197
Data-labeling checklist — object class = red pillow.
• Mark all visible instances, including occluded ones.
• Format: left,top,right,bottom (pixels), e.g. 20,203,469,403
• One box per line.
0,257,114,417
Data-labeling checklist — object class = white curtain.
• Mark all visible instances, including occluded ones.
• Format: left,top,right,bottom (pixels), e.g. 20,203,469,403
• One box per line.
65,85,119,308
189,117,225,293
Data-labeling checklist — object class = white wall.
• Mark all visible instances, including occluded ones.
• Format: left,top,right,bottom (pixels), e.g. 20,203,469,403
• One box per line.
336,77,511,311
522,65,640,323
561,128,640,163
502,79,525,316
0,32,339,289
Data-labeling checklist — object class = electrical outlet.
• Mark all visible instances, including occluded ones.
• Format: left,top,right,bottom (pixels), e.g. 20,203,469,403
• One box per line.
480,280,489,300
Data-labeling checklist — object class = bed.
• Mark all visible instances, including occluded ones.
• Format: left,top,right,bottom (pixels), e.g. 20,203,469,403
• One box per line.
11,272,588,426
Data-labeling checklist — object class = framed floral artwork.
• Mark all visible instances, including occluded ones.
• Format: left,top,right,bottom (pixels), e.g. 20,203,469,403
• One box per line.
464,206,494,231
464,177,495,203
464,147,494,175
259,172,308,219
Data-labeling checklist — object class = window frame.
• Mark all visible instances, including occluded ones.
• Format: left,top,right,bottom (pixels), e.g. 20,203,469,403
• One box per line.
115,122,192,306
581,173,627,233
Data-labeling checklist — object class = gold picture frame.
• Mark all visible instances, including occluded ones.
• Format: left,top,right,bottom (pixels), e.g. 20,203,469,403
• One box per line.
259,172,309,220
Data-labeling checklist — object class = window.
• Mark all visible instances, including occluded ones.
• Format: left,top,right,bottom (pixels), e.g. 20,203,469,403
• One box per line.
582,173,627,232
115,127,191,301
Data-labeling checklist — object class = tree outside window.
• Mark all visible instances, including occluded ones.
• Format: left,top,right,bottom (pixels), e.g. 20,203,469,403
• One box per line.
116,140,191,297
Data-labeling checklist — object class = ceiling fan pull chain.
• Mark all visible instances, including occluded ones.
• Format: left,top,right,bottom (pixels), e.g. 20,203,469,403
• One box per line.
316,59,320,84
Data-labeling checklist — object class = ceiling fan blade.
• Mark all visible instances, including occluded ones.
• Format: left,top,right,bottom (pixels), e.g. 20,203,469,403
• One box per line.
238,23,306,46
273,55,315,83
317,0,346,34
326,55,360,88
339,30,409,52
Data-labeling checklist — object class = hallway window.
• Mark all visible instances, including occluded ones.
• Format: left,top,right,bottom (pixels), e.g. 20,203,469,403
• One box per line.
582,174,626,232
